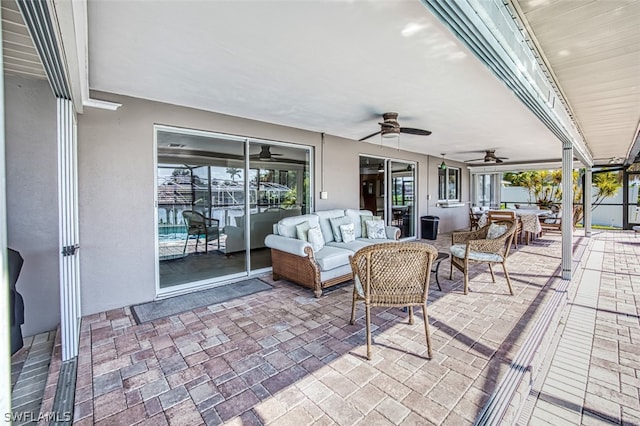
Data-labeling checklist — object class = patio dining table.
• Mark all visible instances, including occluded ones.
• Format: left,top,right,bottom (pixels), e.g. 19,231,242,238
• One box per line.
478,209,550,243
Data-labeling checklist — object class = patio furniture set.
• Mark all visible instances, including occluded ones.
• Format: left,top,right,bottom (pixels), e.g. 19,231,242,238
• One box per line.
265,209,518,359
472,206,567,245
264,209,400,298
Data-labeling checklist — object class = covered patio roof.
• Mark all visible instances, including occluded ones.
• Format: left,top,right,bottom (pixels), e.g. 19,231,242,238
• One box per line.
3,1,639,167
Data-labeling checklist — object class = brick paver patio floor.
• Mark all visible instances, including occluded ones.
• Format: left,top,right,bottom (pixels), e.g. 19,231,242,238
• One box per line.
69,230,639,425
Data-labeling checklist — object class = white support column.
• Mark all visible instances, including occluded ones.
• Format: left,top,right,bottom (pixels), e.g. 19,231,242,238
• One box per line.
0,5,11,417
562,141,573,280
584,168,592,237
57,98,81,361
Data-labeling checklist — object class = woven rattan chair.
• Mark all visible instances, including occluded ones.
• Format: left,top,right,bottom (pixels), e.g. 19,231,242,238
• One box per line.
349,242,437,360
487,210,522,248
449,220,517,296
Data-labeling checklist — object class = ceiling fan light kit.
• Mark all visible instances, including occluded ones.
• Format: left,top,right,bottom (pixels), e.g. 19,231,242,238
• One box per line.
464,149,508,164
359,112,432,143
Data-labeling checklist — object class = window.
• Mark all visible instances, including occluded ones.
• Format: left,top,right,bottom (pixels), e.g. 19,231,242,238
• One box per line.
438,167,460,201
155,125,312,292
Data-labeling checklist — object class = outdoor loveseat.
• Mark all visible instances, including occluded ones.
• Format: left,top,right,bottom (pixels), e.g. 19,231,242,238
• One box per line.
264,209,400,297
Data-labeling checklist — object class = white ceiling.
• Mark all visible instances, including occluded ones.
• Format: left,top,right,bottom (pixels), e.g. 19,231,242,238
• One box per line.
3,1,638,167
86,0,565,166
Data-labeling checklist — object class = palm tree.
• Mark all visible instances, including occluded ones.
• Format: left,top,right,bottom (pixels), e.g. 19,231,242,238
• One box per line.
505,169,622,225
226,167,242,182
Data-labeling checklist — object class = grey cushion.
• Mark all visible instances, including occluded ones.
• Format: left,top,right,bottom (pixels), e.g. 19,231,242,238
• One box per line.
295,221,311,241
366,219,387,239
487,223,508,239
314,209,346,243
344,209,372,238
278,214,319,238
329,215,353,243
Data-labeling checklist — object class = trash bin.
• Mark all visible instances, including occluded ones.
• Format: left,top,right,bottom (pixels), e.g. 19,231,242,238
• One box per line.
421,215,439,240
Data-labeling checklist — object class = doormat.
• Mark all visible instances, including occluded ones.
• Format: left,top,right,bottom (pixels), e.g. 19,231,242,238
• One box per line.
131,278,272,324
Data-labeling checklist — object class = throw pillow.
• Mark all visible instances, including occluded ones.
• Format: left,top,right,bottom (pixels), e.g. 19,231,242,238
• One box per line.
295,221,311,241
339,223,356,243
487,222,508,239
366,219,387,239
307,227,325,252
360,215,381,238
329,216,353,243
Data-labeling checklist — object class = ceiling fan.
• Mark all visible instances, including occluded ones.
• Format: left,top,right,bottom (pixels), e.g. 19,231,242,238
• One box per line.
251,145,283,161
358,112,432,142
464,150,508,164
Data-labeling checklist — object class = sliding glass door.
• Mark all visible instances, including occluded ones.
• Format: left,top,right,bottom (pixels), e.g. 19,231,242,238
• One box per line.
156,126,311,293
390,161,416,238
472,172,501,208
359,156,416,239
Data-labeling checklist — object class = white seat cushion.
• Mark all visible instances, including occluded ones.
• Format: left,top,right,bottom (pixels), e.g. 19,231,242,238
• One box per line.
326,240,370,253
314,246,353,271
450,244,504,262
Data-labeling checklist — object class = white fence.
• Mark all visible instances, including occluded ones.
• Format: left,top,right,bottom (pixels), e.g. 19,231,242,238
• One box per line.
502,186,639,228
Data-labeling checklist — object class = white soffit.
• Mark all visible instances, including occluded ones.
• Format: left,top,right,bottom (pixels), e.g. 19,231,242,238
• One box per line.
515,0,640,165
1,0,46,80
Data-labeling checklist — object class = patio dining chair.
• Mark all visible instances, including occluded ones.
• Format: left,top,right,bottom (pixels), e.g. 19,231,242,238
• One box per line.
449,220,517,296
540,205,562,233
349,242,437,360
182,210,221,254
469,207,480,231
487,210,522,248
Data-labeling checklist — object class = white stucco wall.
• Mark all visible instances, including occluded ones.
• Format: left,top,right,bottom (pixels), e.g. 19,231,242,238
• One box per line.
77,91,470,315
5,75,60,337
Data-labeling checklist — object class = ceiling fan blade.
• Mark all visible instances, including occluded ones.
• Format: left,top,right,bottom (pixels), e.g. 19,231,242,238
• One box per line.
464,158,484,163
359,130,382,142
496,158,504,163
400,127,432,136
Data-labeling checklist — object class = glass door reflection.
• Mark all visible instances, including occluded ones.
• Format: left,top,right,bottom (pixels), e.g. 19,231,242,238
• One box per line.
390,161,416,238
157,131,247,289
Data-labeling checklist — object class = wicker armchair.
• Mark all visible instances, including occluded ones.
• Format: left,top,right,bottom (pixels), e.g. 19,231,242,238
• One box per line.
449,221,517,296
487,210,522,248
349,242,437,360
